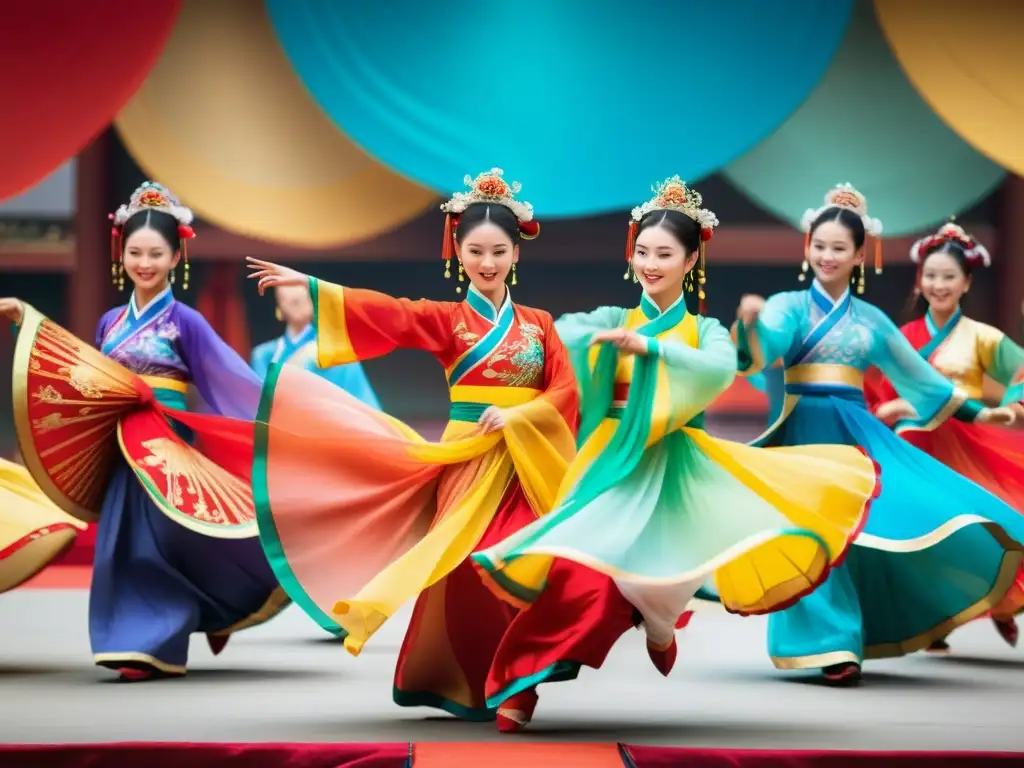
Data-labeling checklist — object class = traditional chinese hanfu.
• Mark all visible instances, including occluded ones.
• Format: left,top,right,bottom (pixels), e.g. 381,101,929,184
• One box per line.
735,281,1024,671
253,279,577,720
866,307,1024,625
473,292,878,706
12,288,286,676
0,458,86,593
250,323,380,409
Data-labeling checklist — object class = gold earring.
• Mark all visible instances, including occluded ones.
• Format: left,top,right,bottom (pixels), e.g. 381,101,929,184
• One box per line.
275,307,283,322
456,262,464,294
798,259,809,282
856,265,866,295
511,263,518,286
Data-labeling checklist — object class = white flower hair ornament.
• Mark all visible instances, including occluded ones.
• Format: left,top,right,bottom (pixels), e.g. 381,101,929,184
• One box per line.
439,168,538,294
798,183,884,293
625,176,719,313
108,181,196,292
909,221,990,268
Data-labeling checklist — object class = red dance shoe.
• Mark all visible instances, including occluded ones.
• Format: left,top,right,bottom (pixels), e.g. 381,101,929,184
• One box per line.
207,633,230,656
647,636,678,677
822,662,862,687
117,667,153,682
496,688,538,733
994,617,1019,648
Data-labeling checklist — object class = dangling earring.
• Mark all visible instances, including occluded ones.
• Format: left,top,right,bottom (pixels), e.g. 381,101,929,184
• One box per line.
856,264,866,295
456,262,464,294
169,270,176,285
117,263,125,292
275,307,283,322
511,263,518,286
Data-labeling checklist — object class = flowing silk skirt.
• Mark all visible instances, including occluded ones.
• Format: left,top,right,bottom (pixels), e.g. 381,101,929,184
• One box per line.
253,362,576,719
762,392,1024,669
902,419,1024,622
0,459,85,593
474,419,879,703
91,461,286,675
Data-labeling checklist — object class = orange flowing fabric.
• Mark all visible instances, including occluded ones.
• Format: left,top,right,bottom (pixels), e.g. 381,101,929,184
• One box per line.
254,280,580,718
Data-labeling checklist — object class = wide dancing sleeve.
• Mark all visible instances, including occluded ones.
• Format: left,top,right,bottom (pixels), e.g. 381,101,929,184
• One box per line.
501,313,580,515
309,277,453,367
981,331,1024,408
868,306,981,430
178,308,263,422
656,317,737,431
731,293,799,376
316,362,383,411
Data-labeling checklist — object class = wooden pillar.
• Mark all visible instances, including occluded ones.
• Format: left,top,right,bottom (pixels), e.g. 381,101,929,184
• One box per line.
195,260,250,357
997,176,1024,339
70,130,115,341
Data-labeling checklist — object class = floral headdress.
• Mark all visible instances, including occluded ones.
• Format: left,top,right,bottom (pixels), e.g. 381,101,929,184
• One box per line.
625,175,719,313
910,220,990,268
799,183,884,293
109,181,196,291
439,168,539,293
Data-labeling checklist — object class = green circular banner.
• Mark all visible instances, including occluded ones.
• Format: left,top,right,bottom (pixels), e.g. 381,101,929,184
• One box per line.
725,2,1003,238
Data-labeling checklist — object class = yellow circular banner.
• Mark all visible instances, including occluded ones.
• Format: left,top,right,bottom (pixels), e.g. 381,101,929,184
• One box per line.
115,0,435,248
875,0,1024,175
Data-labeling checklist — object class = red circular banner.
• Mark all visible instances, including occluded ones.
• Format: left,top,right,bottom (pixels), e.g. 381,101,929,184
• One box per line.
0,1,182,200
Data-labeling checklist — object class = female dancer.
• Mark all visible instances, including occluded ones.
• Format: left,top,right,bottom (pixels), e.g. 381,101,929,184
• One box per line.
245,169,579,723
0,181,285,680
866,221,1024,652
0,457,86,592
732,183,1024,686
473,176,879,729
251,283,381,409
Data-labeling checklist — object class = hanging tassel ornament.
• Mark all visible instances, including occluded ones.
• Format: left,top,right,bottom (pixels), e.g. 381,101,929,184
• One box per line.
624,219,638,280
178,224,195,291
873,236,883,276
441,213,455,281
698,228,712,315
109,214,122,288
798,232,810,282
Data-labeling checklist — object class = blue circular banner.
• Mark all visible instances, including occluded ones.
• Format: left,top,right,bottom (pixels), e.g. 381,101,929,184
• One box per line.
267,0,853,217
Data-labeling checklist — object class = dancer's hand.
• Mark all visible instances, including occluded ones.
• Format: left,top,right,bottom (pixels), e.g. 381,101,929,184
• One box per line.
590,328,648,356
0,298,24,326
737,294,766,327
246,257,308,296
478,406,506,434
979,406,1017,427
874,398,916,425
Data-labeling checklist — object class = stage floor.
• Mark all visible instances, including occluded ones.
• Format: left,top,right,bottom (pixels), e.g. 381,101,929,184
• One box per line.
0,589,1021,751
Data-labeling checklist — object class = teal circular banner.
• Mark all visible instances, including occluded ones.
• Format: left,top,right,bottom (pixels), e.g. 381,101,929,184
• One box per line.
725,2,1004,238
266,0,852,217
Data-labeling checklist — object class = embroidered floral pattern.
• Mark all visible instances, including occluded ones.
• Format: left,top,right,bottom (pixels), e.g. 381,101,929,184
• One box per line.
482,323,545,387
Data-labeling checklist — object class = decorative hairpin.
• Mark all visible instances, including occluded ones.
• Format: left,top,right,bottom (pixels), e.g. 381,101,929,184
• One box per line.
799,183,884,294
109,181,196,291
910,220,990,267
439,168,539,293
625,175,719,313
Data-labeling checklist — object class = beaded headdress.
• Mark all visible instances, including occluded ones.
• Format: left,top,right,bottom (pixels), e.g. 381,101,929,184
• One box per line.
799,183,884,294
109,181,196,291
910,220,990,268
439,168,539,293
625,175,719,313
